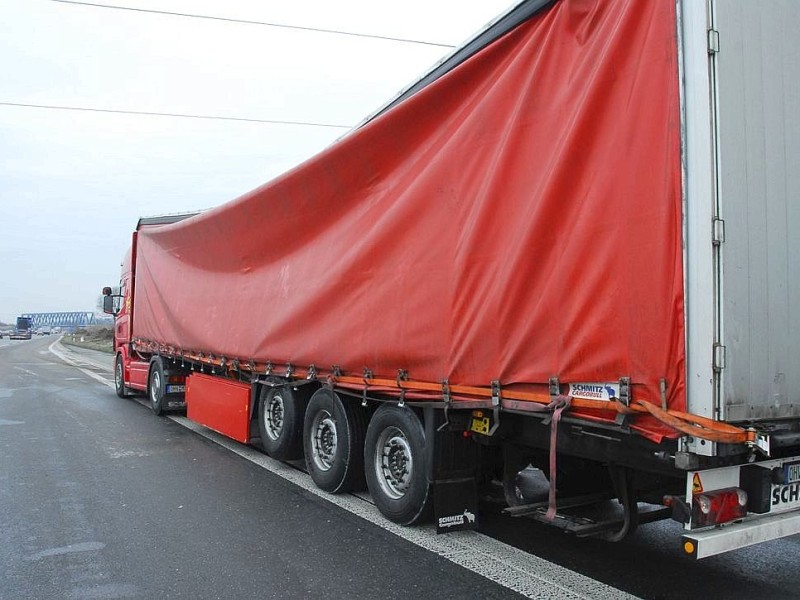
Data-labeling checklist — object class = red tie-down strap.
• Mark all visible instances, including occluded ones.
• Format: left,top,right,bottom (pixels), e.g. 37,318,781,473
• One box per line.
545,395,572,520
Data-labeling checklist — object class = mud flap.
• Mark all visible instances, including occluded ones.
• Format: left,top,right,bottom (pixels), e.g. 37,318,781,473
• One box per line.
434,477,478,533
424,406,480,533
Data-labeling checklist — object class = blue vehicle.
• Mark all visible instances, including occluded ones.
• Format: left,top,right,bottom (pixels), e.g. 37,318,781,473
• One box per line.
10,316,33,340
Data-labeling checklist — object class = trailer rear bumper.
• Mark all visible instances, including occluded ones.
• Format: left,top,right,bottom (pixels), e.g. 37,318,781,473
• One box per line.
682,510,800,559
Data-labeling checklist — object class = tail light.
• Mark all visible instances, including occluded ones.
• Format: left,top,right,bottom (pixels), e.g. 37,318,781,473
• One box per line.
692,487,748,527
168,375,185,384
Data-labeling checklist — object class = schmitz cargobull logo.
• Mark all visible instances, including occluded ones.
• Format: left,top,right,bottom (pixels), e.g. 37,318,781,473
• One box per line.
568,382,619,401
438,509,476,529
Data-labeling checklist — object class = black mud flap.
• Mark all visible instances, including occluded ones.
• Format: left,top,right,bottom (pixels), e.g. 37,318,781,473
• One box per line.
434,477,478,533
424,406,480,533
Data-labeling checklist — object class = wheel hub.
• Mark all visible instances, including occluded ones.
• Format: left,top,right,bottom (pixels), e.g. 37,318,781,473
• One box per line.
265,395,284,440
311,413,337,471
375,427,413,499
150,371,161,404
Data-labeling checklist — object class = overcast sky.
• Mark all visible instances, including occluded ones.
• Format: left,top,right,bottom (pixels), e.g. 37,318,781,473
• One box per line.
0,0,513,324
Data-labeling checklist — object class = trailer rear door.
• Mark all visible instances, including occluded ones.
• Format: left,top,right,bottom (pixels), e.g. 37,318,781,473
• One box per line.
712,0,800,421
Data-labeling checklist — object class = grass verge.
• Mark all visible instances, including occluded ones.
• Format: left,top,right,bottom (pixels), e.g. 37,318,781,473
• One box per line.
60,326,114,354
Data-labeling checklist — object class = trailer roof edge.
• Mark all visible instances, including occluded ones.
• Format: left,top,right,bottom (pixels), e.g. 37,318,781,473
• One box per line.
361,0,556,126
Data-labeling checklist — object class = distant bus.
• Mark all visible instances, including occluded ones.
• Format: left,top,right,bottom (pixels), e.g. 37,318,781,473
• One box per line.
11,316,33,340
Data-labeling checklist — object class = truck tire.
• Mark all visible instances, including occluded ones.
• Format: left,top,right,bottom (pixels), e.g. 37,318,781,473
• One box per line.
114,354,131,399
303,388,366,493
258,385,305,460
364,404,432,525
148,358,166,416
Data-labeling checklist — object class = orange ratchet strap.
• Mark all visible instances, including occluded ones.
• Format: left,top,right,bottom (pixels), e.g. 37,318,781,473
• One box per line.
133,340,754,446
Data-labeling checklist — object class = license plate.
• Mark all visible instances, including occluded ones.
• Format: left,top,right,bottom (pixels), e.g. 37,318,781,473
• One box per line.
771,461,800,512
784,461,800,484
470,416,490,435
166,384,186,394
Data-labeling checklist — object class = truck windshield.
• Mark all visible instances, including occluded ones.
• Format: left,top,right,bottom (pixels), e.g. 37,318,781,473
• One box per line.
16,317,31,330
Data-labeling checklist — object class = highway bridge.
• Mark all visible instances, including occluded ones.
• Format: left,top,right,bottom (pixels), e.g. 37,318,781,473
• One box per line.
20,312,113,330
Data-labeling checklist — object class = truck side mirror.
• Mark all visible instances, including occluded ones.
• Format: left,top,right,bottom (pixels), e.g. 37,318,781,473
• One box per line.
103,295,118,315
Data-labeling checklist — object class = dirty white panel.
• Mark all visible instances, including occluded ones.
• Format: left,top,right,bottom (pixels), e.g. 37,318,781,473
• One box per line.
714,1,800,420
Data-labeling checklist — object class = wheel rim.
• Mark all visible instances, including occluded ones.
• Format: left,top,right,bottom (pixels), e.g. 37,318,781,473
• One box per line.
115,360,123,393
150,370,162,405
374,426,412,500
264,393,285,441
310,410,337,471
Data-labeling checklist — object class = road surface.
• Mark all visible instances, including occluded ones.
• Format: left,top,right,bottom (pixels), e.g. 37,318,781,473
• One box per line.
1,336,797,599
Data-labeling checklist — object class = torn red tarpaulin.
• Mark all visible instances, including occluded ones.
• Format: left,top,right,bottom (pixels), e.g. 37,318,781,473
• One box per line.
133,0,684,441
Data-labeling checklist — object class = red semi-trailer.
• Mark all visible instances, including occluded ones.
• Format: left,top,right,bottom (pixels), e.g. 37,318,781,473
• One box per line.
104,0,800,558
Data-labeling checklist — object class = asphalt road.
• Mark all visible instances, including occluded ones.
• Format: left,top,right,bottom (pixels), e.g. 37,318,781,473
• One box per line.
1,336,798,599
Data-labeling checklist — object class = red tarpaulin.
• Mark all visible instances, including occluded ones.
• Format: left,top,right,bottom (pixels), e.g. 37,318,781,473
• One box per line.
133,0,685,432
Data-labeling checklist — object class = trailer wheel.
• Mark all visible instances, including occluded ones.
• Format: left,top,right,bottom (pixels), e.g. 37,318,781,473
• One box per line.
148,358,166,416
303,388,366,493
364,404,432,525
258,385,305,460
114,354,131,399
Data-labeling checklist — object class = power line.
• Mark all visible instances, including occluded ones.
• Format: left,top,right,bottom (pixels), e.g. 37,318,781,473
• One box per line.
0,101,352,128
49,0,456,49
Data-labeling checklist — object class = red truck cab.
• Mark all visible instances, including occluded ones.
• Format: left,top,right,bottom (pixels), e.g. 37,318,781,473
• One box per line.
103,215,195,413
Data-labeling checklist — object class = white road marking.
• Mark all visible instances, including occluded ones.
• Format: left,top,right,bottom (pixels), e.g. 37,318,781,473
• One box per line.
25,541,106,561
13,366,38,377
48,340,637,599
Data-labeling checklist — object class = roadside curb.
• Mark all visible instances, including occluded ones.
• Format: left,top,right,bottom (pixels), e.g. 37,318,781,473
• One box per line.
49,338,114,388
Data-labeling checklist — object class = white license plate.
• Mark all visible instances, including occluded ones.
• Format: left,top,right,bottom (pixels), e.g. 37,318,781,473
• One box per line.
771,461,800,512
166,384,185,394
784,461,800,484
